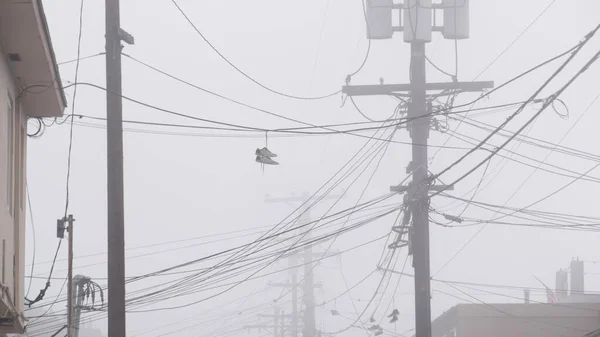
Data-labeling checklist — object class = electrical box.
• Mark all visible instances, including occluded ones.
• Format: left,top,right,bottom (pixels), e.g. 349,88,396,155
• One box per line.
57,218,66,239
443,0,470,39
366,0,393,39
403,0,432,43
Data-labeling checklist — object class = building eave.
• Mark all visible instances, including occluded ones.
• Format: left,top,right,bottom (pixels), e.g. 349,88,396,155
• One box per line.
0,0,67,118
36,0,68,109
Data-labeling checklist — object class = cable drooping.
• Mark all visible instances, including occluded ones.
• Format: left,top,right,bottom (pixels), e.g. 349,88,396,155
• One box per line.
24,0,85,311
170,0,341,101
430,30,600,276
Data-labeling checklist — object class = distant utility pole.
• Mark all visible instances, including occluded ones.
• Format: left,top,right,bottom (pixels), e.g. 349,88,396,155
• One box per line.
269,253,300,337
302,240,316,337
245,306,290,337
345,2,494,337
265,193,341,337
105,1,134,337
71,275,91,337
57,215,74,337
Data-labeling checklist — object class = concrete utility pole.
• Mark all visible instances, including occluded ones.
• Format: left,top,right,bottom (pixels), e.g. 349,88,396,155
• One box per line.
105,1,133,337
347,2,494,337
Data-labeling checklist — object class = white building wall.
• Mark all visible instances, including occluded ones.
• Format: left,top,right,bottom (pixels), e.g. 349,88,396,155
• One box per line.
0,41,27,321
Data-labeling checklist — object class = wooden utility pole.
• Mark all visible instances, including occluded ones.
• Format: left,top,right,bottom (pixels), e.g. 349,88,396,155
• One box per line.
245,308,291,337
105,1,133,336
408,40,433,337
302,241,316,337
346,2,493,337
265,193,340,337
66,215,75,337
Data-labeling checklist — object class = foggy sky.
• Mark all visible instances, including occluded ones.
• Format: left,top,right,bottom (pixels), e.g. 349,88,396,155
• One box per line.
25,1,600,336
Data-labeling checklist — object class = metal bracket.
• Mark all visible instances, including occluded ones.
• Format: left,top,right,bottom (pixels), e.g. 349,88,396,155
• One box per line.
342,81,494,97
118,28,135,45
390,184,454,194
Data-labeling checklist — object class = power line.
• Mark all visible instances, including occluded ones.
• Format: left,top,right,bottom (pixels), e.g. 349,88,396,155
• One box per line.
27,227,390,334
63,0,85,217
26,0,86,309
63,41,579,147
445,128,600,184
474,0,559,80
57,52,105,66
431,0,561,159
28,119,399,320
441,282,591,335
348,0,372,79
430,48,600,277
118,118,398,308
169,0,342,101
432,34,595,182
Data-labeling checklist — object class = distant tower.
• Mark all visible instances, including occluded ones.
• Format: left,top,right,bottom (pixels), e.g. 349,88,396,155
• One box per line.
570,258,585,298
555,268,569,301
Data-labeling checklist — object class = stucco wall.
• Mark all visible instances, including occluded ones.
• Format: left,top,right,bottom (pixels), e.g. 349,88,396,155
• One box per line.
0,41,26,324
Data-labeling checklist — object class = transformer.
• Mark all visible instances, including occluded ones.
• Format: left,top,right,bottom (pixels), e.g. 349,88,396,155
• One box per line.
403,0,433,43
443,0,470,39
366,0,393,39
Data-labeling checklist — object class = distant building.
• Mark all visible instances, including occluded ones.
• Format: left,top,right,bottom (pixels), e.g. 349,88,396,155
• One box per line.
430,259,600,337
556,259,600,304
431,302,600,337
0,0,66,333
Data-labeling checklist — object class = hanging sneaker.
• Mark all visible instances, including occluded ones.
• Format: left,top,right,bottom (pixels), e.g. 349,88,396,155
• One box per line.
256,147,277,158
256,155,279,165
368,325,381,331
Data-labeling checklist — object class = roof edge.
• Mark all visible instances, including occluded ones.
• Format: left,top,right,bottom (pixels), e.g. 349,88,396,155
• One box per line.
34,0,67,109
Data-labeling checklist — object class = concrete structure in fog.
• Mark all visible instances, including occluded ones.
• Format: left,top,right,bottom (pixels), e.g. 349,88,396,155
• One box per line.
429,258,600,337
0,0,66,333
556,259,600,304
430,302,600,337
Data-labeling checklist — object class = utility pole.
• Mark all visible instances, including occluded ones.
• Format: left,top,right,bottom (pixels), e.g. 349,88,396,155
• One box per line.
245,307,292,337
409,39,432,337
265,193,340,337
105,1,133,337
268,276,323,337
65,215,74,337
71,275,91,337
302,238,316,337
267,253,300,337
346,2,493,337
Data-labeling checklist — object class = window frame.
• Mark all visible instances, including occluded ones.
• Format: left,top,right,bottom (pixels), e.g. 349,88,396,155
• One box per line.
6,92,15,215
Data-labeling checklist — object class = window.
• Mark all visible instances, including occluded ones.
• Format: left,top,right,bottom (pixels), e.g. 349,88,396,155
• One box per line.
19,118,25,210
2,239,5,285
13,102,23,212
6,93,14,215
12,254,15,305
